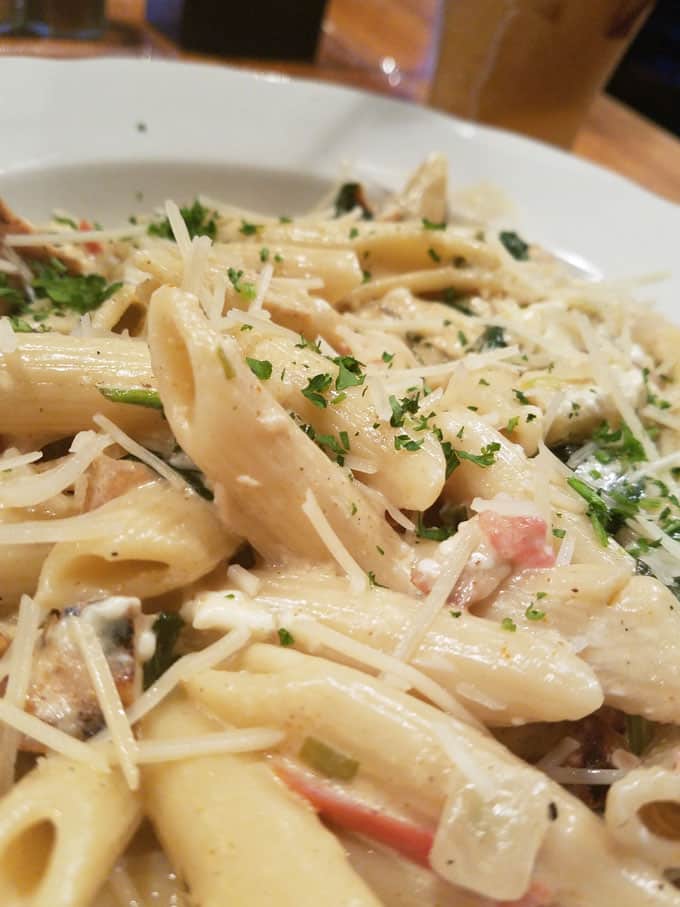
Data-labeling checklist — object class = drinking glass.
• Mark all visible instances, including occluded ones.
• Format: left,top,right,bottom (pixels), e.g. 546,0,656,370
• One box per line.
430,0,655,148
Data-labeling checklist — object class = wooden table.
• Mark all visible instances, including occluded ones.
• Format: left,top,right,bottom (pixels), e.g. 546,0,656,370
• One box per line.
2,0,679,204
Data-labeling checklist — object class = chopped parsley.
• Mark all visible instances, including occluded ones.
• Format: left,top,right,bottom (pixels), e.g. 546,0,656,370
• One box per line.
239,219,260,236
349,227,359,240
0,274,24,308
333,182,373,219
246,358,273,380
278,628,295,647
513,388,530,405
552,527,566,539
499,230,530,261
591,420,646,466
450,610,462,618
53,214,79,229
227,267,256,301
457,329,468,346
381,351,394,364
143,612,185,689
388,390,421,428
302,373,333,408
502,617,517,632
362,269,372,283
394,434,424,452
148,199,217,241
97,386,163,410
567,477,610,546
334,355,365,391
259,247,270,262
415,513,454,542
299,423,348,466
428,247,441,263
506,416,520,433
422,218,446,230
525,604,546,621
27,259,122,315
474,325,507,350
438,438,501,476
440,288,473,315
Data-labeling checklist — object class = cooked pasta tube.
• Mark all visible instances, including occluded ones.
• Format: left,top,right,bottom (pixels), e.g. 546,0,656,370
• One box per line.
0,756,141,907
232,330,445,510
477,567,680,723
338,832,485,907
35,480,236,610
0,541,50,613
234,568,603,725
140,695,383,907
345,265,537,309
147,286,414,592
378,152,448,223
606,729,680,870
186,645,680,906
0,334,166,445
232,243,363,303
351,223,500,275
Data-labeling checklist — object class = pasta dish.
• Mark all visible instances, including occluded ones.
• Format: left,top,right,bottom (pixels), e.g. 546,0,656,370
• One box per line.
0,154,679,906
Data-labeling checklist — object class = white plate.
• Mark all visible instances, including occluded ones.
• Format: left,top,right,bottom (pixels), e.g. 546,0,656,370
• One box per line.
0,57,678,317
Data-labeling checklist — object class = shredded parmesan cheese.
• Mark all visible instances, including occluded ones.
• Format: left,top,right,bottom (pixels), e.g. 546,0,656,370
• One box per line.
71,619,140,790
92,414,189,492
4,225,146,246
287,617,481,728
124,627,250,728
392,522,478,664
574,312,657,461
227,564,262,597
0,318,17,354
301,489,368,594
0,430,110,509
132,728,284,764
0,595,41,794
250,261,273,313
0,700,109,771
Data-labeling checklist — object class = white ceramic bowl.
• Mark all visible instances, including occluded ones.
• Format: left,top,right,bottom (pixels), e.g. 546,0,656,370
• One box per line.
0,57,677,316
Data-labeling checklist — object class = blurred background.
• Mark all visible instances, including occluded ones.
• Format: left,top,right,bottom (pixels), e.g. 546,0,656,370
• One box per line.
0,0,678,201
0,0,677,136
608,0,679,136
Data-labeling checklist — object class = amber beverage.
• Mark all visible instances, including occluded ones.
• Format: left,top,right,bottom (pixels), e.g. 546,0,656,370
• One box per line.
430,0,655,148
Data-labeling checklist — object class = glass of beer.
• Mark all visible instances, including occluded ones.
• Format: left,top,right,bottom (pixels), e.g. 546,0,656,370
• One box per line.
430,0,655,148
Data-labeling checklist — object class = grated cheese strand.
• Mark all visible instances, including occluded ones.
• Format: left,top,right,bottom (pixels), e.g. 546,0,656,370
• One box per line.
0,318,18,354
0,699,109,771
287,617,482,729
0,430,111,509
250,261,273,313
574,312,657,461
92,413,190,493
71,619,140,790
133,728,284,764
4,224,147,246
125,627,251,728
301,489,368,594
0,595,41,794
392,522,478,664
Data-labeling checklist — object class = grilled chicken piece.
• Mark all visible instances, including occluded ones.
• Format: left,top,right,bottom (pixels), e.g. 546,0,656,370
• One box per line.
84,454,154,512
0,197,88,274
0,597,140,749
